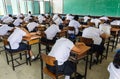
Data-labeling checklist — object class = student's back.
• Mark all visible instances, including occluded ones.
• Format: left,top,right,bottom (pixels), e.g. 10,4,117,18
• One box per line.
108,52,120,79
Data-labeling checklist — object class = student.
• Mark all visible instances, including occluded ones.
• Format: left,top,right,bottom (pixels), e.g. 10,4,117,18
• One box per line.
1,14,9,21
41,21,61,44
68,15,81,36
110,20,120,25
28,11,32,16
0,24,13,35
99,16,109,21
47,37,84,79
38,14,46,24
6,27,36,60
83,15,91,23
13,17,23,27
3,14,14,24
24,15,32,23
108,51,120,79
82,25,106,63
90,18,101,28
99,21,111,35
52,14,63,26
26,19,39,32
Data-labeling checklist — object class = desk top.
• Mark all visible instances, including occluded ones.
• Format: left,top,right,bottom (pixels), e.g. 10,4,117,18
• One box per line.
23,35,41,41
72,45,90,56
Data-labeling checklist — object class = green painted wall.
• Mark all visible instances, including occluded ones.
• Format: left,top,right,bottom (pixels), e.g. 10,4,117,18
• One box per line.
64,0,120,17
7,5,13,14
45,1,52,14
33,1,40,14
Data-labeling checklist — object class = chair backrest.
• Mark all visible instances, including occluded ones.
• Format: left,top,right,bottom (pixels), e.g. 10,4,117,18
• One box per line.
87,22,95,27
2,37,11,48
68,27,75,32
56,31,67,38
41,53,56,66
79,36,93,46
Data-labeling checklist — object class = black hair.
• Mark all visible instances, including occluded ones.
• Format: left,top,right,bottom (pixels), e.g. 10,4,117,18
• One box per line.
113,52,120,69
74,15,79,21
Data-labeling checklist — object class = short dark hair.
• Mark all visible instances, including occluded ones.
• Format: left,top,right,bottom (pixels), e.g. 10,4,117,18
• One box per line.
113,52,120,69
74,15,79,21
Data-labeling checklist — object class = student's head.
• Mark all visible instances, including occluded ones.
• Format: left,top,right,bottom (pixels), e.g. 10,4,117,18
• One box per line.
113,52,120,69
8,14,12,17
28,11,31,14
29,18,34,22
74,15,79,21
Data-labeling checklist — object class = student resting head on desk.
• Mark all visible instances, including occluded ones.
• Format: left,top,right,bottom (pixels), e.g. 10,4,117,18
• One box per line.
82,24,106,63
108,50,120,79
41,20,61,44
6,27,39,60
47,37,85,79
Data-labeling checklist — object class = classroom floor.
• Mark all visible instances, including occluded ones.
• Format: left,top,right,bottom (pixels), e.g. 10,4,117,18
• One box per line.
0,42,119,79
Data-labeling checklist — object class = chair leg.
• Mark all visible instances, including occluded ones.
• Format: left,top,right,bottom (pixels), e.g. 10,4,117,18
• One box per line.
25,52,28,65
19,53,22,60
5,52,9,65
89,54,93,69
10,53,15,71
100,54,103,63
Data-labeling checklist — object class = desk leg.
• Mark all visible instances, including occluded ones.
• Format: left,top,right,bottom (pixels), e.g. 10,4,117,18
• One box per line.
84,55,88,79
74,62,77,79
106,38,110,59
36,42,41,59
28,45,31,65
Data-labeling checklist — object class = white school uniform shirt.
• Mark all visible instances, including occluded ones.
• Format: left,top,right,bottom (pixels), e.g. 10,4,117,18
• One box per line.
8,27,26,49
83,16,90,22
27,22,39,32
82,27,103,45
99,23,111,35
38,15,46,23
13,18,23,26
48,38,74,65
0,24,13,35
3,17,14,24
16,14,24,18
52,14,58,21
24,16,32,23
68,19,81,35
66,14,73,21
110,20,120,25
91,18,101,28
45,24,61,40
99,16,109,21
54,17,63,25
108,62,120,79
1,15,9,21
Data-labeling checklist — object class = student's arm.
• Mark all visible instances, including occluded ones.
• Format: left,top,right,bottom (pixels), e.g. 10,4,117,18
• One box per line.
100,33,110,39
71,42,85,53
21,27,31,38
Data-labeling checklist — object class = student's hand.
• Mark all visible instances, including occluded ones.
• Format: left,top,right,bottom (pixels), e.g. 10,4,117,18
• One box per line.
75,42,85,47
36,31,41,35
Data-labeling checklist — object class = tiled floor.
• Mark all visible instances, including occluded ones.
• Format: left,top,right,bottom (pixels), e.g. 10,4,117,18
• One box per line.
0,43,119,79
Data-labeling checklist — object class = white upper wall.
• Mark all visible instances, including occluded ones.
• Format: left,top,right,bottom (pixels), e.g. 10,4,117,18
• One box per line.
52,0,63,13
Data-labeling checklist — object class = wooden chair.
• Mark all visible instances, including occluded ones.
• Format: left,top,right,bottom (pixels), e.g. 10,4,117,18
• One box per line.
0,36,4,54
40,32,54,53
3,37,29,71
56,30,67,39
40,53,64,79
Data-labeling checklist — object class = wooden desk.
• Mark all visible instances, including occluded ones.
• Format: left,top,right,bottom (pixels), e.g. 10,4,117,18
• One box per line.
69,44,90,79
23,35,41,64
